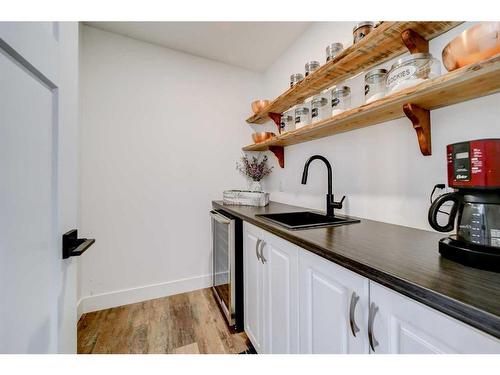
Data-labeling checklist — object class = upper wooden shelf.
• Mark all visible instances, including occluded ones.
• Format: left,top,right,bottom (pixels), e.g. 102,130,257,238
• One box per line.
243,55,500,153
246,21,462,125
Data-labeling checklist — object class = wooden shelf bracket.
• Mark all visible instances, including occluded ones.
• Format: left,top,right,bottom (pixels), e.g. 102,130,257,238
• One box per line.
401,29,429,54
269,146,285,168
403,103,432,156
268,112,282,134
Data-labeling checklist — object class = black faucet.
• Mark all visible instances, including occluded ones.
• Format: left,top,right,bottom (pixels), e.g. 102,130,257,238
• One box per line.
301,155,345,217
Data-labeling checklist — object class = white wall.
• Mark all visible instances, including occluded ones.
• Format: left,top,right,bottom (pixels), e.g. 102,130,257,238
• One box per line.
78,26,261,312
258,22,500,230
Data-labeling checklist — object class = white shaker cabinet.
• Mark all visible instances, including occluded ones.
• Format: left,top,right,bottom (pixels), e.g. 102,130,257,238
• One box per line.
369,282,500,354
243,223,265,353
298,250,370,353
243,222,299,354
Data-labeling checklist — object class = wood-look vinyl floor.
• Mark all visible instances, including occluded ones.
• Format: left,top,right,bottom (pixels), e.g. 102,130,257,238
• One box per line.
77,288,250,354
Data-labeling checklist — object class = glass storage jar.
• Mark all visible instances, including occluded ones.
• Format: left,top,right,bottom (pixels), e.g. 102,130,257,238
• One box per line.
353,22,374,44
294,105,310,129
326,43,344,62
290,73,304,88
364,68,387,104
280,109,295,133
331,86,351,116
305,61,320,76
386,53,441,94
311,95,330,124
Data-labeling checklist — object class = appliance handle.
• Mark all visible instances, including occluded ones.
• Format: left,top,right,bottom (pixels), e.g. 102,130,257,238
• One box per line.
349,291,360,337
428,192,460,232
210,210,232,225
368,302,379,352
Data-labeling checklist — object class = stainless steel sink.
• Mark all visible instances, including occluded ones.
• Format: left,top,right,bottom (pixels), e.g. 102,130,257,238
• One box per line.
256,211,360,230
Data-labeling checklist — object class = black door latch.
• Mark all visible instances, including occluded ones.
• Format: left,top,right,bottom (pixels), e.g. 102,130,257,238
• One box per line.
62,229,95,259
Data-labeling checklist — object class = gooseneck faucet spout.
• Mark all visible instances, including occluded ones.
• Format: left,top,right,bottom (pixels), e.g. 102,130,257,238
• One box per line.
301,155,345,217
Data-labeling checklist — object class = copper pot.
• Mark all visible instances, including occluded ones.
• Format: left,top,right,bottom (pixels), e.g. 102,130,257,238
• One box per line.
442,22,500,72
251,100,270,114
252,132,275,143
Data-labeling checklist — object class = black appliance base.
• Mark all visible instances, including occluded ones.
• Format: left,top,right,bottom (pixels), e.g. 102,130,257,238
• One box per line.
439,237,500,272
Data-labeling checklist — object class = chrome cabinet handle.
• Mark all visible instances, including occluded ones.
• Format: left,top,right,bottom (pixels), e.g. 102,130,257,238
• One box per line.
368,302,379,352
259,240,267,264
255,239,262,261
349,291,360,337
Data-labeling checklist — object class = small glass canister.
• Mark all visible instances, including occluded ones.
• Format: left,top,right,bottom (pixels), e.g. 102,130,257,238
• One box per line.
364,68,387,104
294,105,311,129
331,86,351,116
280,109,295,133
386,53,441,94
353,22,374,44
311,95,330,124
290,73,304,88
305,61,320,76
326,43,344,62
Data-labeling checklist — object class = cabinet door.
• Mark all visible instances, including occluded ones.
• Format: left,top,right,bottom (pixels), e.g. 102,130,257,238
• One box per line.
369,282,500,354
243,223,264,353
261,233,299,354
299,250,369,354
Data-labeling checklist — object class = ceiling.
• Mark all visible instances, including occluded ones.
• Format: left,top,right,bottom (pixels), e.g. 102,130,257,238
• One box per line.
84,22,311,72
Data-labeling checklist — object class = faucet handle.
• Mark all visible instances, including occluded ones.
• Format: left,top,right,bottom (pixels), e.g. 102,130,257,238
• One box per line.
333,195,346,209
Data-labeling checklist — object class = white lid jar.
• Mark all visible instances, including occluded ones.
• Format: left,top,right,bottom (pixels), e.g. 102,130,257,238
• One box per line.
331,86,351,116
326,43,344,62
294,106,310,129
280,109,295,133
305,61,320,76
386,53,441,94
290,73,304,88
311,95,330,124
364,68,387,104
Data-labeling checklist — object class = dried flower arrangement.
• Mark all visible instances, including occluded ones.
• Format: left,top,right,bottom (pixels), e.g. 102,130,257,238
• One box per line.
236,154,273,182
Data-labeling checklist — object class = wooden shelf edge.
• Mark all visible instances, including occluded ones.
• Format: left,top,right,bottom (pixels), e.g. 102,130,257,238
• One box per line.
242,55,500,152
246,21,462,125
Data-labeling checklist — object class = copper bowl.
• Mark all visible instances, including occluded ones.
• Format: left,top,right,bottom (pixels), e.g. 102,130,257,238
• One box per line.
442,22,500,72
251,100,270,114
252,132,275,143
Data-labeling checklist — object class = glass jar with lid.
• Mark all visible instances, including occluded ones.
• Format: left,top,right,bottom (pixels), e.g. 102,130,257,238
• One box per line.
331,86,351,116
305,61,320,76
364,68,387,104
311,94,330,124
326,43,343,62
353,22,374,44
294,105,310,129
290,73,304,88
280,108,295,133
386,53,441,94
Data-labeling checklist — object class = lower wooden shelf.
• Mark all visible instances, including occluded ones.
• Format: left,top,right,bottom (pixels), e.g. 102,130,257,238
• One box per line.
242,55,500,165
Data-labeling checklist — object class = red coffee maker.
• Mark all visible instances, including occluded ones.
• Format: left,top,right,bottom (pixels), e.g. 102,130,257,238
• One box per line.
428,139,500,271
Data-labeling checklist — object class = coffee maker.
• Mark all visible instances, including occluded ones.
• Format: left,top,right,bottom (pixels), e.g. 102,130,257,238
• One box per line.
428,139,500,271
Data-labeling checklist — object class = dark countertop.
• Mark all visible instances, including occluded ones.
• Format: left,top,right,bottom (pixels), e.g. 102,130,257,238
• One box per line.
212,200,500,339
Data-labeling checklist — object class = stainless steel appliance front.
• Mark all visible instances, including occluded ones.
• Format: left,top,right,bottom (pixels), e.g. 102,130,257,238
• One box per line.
210,210,236,326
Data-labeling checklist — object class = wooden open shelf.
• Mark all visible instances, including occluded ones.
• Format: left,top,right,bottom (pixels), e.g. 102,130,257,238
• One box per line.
246,21,461,125
243,55,500,163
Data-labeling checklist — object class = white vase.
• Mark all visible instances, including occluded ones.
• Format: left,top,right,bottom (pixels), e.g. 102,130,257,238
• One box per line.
248,180,262,192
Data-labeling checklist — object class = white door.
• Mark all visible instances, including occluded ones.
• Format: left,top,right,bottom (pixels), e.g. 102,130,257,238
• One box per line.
369,282,500,354
0,22,80,353
243,223,264,353
299,250,369,354
261,233,299,354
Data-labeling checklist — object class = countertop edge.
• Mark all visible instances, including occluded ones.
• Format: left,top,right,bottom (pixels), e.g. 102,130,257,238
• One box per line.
212,201,500,340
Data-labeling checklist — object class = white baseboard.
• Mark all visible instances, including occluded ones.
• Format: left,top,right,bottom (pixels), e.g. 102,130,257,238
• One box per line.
77,274,212,315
